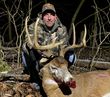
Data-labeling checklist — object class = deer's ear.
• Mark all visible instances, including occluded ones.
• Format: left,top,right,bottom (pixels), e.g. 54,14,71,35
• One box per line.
49,64,58,74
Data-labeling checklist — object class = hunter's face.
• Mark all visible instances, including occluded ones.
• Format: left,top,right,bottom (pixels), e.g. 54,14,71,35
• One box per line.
42,11,57,28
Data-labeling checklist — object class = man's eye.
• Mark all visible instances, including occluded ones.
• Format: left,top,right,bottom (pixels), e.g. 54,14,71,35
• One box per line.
50,13,55,16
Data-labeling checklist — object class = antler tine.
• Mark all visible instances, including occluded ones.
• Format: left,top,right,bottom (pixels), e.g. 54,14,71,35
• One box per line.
72,23,76,45
34,18,64,50
82,24,87,47
25,16,33,46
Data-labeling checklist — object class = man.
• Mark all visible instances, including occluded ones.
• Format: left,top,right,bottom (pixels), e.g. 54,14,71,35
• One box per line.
22,3,76,91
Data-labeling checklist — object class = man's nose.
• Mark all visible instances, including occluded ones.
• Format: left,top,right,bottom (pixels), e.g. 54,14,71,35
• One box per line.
48,14,51,19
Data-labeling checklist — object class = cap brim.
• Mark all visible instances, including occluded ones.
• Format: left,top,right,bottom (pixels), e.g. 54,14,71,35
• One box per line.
42,9,56,14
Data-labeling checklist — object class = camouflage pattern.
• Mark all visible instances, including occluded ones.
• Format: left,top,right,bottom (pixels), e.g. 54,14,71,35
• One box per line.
42,3,56,13
24,15,69,57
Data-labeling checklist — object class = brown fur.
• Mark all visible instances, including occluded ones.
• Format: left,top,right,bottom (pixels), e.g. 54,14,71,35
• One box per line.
40,57,110,97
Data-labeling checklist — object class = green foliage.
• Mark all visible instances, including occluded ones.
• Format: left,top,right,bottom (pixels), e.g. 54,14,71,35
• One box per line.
0,59,12,72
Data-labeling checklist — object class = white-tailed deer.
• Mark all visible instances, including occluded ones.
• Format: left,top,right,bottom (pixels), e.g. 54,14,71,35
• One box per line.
25,17,110,97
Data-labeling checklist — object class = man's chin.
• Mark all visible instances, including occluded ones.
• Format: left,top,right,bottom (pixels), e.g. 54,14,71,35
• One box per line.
46,24,54,29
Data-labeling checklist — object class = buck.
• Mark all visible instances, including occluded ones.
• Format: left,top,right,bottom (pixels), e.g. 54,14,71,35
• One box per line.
25,17,110,97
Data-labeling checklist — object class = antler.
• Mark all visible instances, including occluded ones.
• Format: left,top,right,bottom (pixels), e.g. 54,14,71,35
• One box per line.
25,16,33,46
25,16,64,50
68,23,86,49
68,23,87,48
60,23,87,56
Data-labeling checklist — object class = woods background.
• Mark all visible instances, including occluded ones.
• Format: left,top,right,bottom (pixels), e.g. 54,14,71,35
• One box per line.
0,0,110,71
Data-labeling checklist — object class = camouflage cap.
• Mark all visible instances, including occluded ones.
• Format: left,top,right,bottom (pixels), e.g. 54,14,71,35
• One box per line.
42,3,56,13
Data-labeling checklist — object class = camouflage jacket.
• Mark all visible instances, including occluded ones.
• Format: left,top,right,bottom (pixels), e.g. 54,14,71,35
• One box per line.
24,15,69,57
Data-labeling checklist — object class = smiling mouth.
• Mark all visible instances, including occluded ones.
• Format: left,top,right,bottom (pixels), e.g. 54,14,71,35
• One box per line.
47,21,52,24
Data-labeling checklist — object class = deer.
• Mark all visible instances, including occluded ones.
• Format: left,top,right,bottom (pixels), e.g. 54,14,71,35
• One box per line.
25,16,110,97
